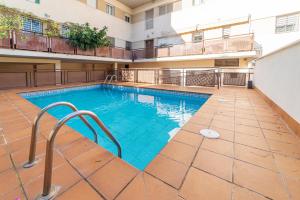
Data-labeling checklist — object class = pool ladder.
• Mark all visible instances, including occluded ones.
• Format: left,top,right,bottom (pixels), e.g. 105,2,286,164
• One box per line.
104,74,117,83
23,102,122,200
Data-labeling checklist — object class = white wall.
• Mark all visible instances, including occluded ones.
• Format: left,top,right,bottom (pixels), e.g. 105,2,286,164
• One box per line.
0,0,132,41
132,0,300,54
251,16,300,55
1,0,300,54
254,41,300,123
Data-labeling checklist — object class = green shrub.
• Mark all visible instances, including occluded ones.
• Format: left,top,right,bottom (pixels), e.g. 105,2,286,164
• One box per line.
0,5,23,39
66,23,110,50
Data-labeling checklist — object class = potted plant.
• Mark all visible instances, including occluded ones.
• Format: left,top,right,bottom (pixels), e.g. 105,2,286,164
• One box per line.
66,23,110,56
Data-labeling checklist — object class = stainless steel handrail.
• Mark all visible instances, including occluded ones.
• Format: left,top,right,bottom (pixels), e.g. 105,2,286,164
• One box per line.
38,110,121,199
104,75,112,83
23,102,98,168
108,75,117,83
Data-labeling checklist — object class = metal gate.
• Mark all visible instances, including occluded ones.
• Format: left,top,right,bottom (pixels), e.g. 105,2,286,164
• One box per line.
186,70,216,87
223,72,246,86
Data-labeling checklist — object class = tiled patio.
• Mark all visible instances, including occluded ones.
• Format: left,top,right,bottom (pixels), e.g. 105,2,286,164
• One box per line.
0,82,300,200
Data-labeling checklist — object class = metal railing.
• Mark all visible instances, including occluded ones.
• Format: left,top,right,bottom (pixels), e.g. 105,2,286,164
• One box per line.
23,102,98,168
117,67,254,88
108,75,117,83
3,30,132,60
38,110,121,199
104,75,112,83
132,34,254,60
104,74,117,83
1,31,254,61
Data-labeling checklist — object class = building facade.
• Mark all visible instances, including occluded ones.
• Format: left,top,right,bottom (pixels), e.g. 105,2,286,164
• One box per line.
0,0,299,88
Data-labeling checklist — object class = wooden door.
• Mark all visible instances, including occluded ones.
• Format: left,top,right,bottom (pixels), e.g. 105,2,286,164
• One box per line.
145,39,154,58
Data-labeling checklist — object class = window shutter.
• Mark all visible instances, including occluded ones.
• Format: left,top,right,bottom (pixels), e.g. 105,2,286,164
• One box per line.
159,5,166,16
276,16,287,27
167,3,173,13
193,31,203,42
32,19,42,33
145,9,154,30
223,27,231,38
35,0,40,4
23,18,32,32
193,0,203,6
276,13,299,33
112,6,115,16
287,15,298,25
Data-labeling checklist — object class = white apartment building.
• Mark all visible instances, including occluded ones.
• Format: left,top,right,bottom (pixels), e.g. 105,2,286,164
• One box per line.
0,0,299,88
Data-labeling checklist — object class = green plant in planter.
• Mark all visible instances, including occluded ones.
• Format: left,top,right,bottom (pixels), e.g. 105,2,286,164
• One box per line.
66,23,110,50
0,4,60,39
44,19,60,38
0,4,23,39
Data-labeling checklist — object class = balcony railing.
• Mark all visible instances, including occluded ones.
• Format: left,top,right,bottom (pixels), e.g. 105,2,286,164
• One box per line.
0,31,254,61
132,34,254,60
2,31,132,60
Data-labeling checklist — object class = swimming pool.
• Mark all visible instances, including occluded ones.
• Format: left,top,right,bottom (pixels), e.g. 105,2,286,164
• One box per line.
22,84,210,170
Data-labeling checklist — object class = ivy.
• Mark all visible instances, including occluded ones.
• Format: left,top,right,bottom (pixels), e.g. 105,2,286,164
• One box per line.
66,23,110,50
44,19,60,38
0,4,23,38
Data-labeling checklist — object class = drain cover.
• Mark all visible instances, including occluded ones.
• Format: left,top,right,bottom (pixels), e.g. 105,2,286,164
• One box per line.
200,129,220,139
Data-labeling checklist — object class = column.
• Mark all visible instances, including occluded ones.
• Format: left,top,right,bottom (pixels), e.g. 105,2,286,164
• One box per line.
55,60,62,85
114,62,118,80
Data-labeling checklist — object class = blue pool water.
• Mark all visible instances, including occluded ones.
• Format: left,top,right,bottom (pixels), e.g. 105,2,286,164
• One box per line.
21,84,210,170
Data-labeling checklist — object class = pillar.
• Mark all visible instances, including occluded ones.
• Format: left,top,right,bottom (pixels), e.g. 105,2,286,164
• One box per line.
55,60,62,85
114,62,118,80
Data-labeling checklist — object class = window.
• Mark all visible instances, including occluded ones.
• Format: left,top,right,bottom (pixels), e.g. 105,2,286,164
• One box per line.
106,4,115,16
60,24,69,38
125,15,131,23
193,0,204,6
193,31,203,42
222,26,231,38
22,18,43,33
158,38,168,47
26,0,40,4
159,3,173,16
215,59,239,67
145,9,154,30
275,13,299,33
87,0,97,8
125,41,132,50
107,37,115,47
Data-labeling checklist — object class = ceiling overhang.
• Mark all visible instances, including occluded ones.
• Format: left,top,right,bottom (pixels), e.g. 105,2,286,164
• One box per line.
117,0,154,9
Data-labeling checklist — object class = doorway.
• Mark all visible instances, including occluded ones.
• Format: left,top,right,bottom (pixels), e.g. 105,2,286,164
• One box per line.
145,39,154,58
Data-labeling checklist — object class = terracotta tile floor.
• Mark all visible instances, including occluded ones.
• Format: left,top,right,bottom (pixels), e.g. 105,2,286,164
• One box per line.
0,82,299,200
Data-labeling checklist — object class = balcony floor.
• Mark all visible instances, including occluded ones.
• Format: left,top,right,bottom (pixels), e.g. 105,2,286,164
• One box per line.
0,82,299,200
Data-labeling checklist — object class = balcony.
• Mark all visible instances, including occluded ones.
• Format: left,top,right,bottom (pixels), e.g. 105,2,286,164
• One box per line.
132,34,255,60
0,31,133,60
0,31,255,61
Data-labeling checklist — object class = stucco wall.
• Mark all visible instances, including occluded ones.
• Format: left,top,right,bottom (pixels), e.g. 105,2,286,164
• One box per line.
130,58,249,68
254,41,300,123
131,0,300,54
0,0,132,42
130,59,213,68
